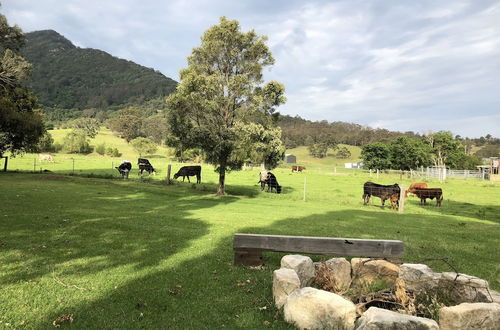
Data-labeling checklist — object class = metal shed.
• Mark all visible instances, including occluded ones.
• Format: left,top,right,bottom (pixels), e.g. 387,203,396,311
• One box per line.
284,154,296,164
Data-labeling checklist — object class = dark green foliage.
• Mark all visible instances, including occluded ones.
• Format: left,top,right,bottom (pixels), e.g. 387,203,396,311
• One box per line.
0,13,45,157
106,108,142,142
36,131,55,152
336,146,351,159
62,130,92,154
361,142,391,170
388,136,432,170
308,143,329,158
69,117,100,138
22,30,177,110
141,115,169,144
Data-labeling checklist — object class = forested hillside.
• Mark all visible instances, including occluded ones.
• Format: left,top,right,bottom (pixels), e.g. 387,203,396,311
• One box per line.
278,115,421,147
22,30,177,110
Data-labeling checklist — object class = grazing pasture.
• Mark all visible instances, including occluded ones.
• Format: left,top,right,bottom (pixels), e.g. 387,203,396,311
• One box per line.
0,166,498,328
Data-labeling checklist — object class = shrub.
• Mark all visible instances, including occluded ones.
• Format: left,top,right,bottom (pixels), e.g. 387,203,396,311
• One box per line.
62,130,93,154
336,146,351,159
130,137,158,157
95,143,106,155
106,147,121,157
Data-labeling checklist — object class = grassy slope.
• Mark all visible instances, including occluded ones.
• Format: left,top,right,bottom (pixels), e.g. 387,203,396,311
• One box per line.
284,145,361,168
0,167,498,328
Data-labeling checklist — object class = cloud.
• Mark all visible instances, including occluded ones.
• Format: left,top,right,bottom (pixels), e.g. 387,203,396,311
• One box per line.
2,0,499,137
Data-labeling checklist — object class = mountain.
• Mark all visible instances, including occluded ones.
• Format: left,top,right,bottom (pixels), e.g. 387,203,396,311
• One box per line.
22,30,177,110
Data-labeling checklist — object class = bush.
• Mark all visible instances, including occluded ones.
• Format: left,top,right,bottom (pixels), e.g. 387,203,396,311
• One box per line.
336,146,351,159
62,130,93,154
106,147,121,157
95,143,106,155
130,137,158,157
308,143,328,158
37,132,55,152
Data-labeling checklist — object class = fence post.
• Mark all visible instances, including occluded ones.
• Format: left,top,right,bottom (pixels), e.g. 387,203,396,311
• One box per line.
2,156,7,172
166,164,172,184
72,158,75,175
376,169,379,179
369,169,372,177
398,185,405,213
33,158,36,172
303,177,306,202
399,170,403,180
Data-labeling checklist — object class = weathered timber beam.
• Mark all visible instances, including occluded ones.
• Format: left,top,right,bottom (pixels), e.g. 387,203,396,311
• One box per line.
233,233,404,258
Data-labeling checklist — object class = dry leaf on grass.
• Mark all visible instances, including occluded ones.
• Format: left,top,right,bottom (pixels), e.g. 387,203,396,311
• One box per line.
52,314,73,327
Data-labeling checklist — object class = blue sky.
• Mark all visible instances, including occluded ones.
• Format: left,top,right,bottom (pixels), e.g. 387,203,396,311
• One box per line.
3,0,500,137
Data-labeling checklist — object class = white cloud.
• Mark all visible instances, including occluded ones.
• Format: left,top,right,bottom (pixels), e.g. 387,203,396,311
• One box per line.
2,0,499,137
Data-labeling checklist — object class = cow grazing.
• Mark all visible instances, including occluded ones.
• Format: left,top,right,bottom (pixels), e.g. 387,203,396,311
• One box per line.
413,188,443,207
116,161,132,179
138,158,156,175
259,171,268,191
362,181,400,206
39,153,54,162
259,172,282,194
406,182,428,197
291,165,306,172
173,166,201,184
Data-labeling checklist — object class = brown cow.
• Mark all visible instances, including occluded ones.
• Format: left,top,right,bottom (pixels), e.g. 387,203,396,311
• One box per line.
413,188,443,206
406,182,428,197
291,165,306,172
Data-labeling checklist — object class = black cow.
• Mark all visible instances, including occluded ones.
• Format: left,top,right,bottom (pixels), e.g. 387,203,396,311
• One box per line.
173,166,201,184
413,188,443,207
138,158,156,175
362,181,400,206
259,172,282,194
116,161,132,179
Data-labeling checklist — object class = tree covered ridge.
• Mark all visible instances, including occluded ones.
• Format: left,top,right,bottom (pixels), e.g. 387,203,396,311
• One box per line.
22,30,177,109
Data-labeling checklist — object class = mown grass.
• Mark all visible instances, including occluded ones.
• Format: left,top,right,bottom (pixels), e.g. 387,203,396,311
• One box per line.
0,162,499,329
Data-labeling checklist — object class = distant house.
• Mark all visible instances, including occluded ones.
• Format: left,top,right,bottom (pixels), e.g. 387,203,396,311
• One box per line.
477,157,500,181
284,154,296,164
344,162,363,169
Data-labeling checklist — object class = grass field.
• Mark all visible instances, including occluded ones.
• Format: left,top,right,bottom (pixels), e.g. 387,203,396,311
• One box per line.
0,130,499,328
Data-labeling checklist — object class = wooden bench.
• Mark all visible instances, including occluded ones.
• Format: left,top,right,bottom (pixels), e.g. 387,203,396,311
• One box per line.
233,233,404,266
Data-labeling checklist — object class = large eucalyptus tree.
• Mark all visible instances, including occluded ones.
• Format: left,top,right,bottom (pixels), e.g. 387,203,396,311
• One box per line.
167,17,286,195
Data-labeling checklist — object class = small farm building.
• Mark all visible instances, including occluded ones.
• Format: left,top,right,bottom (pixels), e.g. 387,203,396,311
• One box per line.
284,154,296,164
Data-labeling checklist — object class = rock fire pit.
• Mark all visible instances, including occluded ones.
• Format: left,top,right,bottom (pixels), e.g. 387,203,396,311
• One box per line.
273,255,500,329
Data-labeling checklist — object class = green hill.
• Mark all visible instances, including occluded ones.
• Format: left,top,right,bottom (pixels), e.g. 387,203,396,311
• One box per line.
22,30,177,110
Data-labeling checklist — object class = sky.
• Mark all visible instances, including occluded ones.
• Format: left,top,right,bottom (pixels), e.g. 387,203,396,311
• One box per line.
3,0,500,138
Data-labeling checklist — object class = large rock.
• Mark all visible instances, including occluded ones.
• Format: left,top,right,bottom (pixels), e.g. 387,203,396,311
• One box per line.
438,272,491,303
355,307,439,329
351,258,400,288
273,268,301,308
284,287,356,330
398,264,441,293
281,255,315,287
439,302,500,330
324,258,352,291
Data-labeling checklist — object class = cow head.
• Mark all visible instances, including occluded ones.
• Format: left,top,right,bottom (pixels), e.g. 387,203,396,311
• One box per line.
277,185,282,194
173,173,180,179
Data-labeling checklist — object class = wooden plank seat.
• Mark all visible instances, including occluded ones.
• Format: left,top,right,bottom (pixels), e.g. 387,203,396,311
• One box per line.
233,233,404,266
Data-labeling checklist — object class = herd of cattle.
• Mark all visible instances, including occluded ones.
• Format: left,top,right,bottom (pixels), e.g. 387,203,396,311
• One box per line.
363,181,443,209
115,160,443,207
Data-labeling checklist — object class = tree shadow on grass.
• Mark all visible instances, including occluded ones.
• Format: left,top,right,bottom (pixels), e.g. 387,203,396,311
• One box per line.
28,206,499,328
404,197,500,224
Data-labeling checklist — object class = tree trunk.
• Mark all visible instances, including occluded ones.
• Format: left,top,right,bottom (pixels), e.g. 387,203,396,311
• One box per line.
217,166,226,196
217,159,227,196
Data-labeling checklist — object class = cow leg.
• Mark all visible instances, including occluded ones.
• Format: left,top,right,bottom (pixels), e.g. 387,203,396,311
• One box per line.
187,176,190,183
197,174,201,184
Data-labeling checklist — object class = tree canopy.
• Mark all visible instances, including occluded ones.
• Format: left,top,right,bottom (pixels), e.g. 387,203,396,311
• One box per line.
167,17,286,195
0,11,45,157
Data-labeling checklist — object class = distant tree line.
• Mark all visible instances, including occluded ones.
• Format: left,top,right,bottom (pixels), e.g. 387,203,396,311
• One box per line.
360,132,483,171
278,115,421,148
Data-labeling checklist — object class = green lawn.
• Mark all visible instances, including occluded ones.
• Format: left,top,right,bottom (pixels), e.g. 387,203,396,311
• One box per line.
0,164,498,328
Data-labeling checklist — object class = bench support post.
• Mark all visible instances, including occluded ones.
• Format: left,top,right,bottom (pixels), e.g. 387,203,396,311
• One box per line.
234,249,263,266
